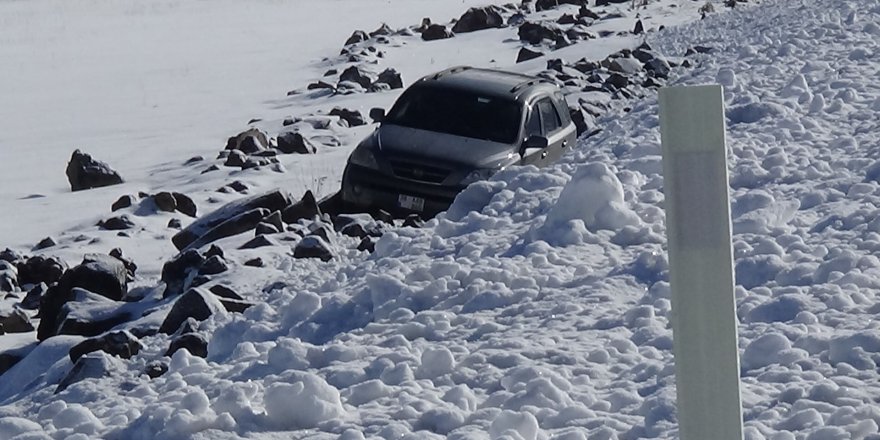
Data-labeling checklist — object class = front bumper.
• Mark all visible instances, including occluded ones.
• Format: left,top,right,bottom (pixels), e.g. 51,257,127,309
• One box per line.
341,163,465,217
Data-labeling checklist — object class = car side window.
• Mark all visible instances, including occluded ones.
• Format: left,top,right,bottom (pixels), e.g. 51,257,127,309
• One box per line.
537,98,561,134
525,105,542,138
553,92,573,126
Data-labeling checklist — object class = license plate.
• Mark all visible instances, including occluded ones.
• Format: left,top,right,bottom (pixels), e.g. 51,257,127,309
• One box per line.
398,194,425,211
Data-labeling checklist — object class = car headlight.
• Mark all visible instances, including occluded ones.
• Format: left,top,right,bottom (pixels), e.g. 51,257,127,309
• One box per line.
349,145,379,170
460,168,498,185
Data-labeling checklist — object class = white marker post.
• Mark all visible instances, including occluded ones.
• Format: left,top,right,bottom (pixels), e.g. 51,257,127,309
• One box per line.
659,85,743,440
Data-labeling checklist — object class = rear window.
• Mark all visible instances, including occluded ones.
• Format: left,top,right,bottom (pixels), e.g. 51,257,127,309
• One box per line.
385,86,522,144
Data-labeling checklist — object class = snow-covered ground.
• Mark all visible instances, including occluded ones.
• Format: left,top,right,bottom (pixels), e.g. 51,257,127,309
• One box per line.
3,0,880,439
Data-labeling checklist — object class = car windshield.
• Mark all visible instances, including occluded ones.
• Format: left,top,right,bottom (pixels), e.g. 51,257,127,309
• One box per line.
384,86,522,144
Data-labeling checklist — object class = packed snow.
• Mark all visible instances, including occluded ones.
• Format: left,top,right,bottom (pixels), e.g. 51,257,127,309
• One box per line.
3,0,880,439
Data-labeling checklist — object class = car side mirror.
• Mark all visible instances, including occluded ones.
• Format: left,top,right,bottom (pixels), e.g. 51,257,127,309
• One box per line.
369,107,386,123
521,135,548,156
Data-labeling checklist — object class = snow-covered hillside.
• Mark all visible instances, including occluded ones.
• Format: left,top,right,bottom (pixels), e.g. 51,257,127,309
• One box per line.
3,0,880,439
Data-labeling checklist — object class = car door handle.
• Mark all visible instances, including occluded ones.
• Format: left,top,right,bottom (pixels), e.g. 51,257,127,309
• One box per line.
562,140,568,148
541,151,548,159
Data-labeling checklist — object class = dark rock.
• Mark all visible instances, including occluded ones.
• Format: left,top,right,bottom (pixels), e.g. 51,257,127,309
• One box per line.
159,287,226,334
369,23,394,37
34,237,56,250
596,0,629,5
632,48,655,64
201,165,220,174
241,156,276,170
225,129,269,154
185,208,270,250
339,66,374,89
340,223,368,239
263,211,284,231
645,58,671,79
536,0,587,11
374,209,394,225
452,6,504,33
566,24,595,41
306,222,333,242
403,214,424,228
422,24,454,41
569,105,590,136
52,290,132,339
255,222,280,236
17,256,66,286
1,350,26,376
518,22,563,45
0,248,22,264
375,68,403,90
153,192,177,212
554,34,572,50
109,248,137,282
243,257,264,267
56,352,119,393
517,47,545,63
508,12,526,26
0,308,33,333
329,107,367,127
205,245,224,260
277,132,317,155
224,150,248,168
111,195,136,211
172,189,291,250
172,193,197,217
633,19,644,34
161,249,205,298
344,30,369,46
65,254,129,301
557,14,577,25
145,361,169,378
21,282,47,310
239,235,278,249
69,330,142,363
608,56,642,75
578,6,600,20
217,296,254,314
198,255,228,276
357,237,376,253
573,58,599,74
98,215,136,231
184,156,204,165
307,81,336,92
209,285,243,300
168,218,182,229
66,149,124,192
605,73,629,90
166,333,208,358
282,190,321,224
293,236,334,261
0,266,16,292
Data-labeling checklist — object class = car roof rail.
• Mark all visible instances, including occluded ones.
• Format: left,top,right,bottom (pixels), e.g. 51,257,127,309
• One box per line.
422,65,473,81
509,77,554,94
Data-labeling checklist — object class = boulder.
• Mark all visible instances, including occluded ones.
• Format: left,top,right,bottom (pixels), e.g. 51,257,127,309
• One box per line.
357,237,376,253
16,256,66,286
569,105,591,136
578,6,600,20
422,24,454,41
633,19,644,34
329,107,367,127
0,264,17,292
109,248,137,282
374,68,404,90
172,190,291,250
293,236,334,262
403,214,425,228
536,0,587,11
557,14,577,25
277,132,317,154
66,149,124,192
225,128,269,154
369,23,394,37
608,57,643,75
159,287,226,334
172,192,197,217
282,190,322,224
98,215,136,231
244,258,264,267
0,307,33,333
344,30,369,46
452,6,505,33
224,150,248,168
339,66,374,89
241,235,276,249
605,73,629,90
517,47,544,63
254,222,280,236
0,248,22,264
645,58,671,79
111,195,136,211
153,192,177,212
165,333,208,358
185,208,270,250
198,255,228,276
145,361,169,378
161,249,205,298
21,282,47,310
56,352,121,393
518,22,564,45
52,290,132,339
69,330,142,363
33,237,56,250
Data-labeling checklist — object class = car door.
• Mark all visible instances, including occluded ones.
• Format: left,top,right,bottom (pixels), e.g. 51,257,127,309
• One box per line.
536,96,569,164
519,102,548,166
552,91,578,156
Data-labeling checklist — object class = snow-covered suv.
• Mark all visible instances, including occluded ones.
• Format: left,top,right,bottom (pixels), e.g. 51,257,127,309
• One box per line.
341,66,577,216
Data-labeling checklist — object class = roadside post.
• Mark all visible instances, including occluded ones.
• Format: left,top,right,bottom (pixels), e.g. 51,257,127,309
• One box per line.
659,85,744,440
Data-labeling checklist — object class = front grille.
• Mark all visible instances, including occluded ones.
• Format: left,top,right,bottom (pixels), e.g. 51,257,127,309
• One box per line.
389,160,450,184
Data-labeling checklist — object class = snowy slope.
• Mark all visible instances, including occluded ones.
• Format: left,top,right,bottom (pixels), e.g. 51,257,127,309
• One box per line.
3,0,880,439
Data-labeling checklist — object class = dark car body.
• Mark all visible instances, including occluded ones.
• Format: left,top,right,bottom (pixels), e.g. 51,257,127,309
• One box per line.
341,66,577,216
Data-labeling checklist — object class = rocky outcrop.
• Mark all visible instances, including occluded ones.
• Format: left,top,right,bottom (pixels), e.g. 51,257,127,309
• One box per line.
422,24,454,41
277,132,317,154
159,287,226,334
66,149,123,192
452,6,504,33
